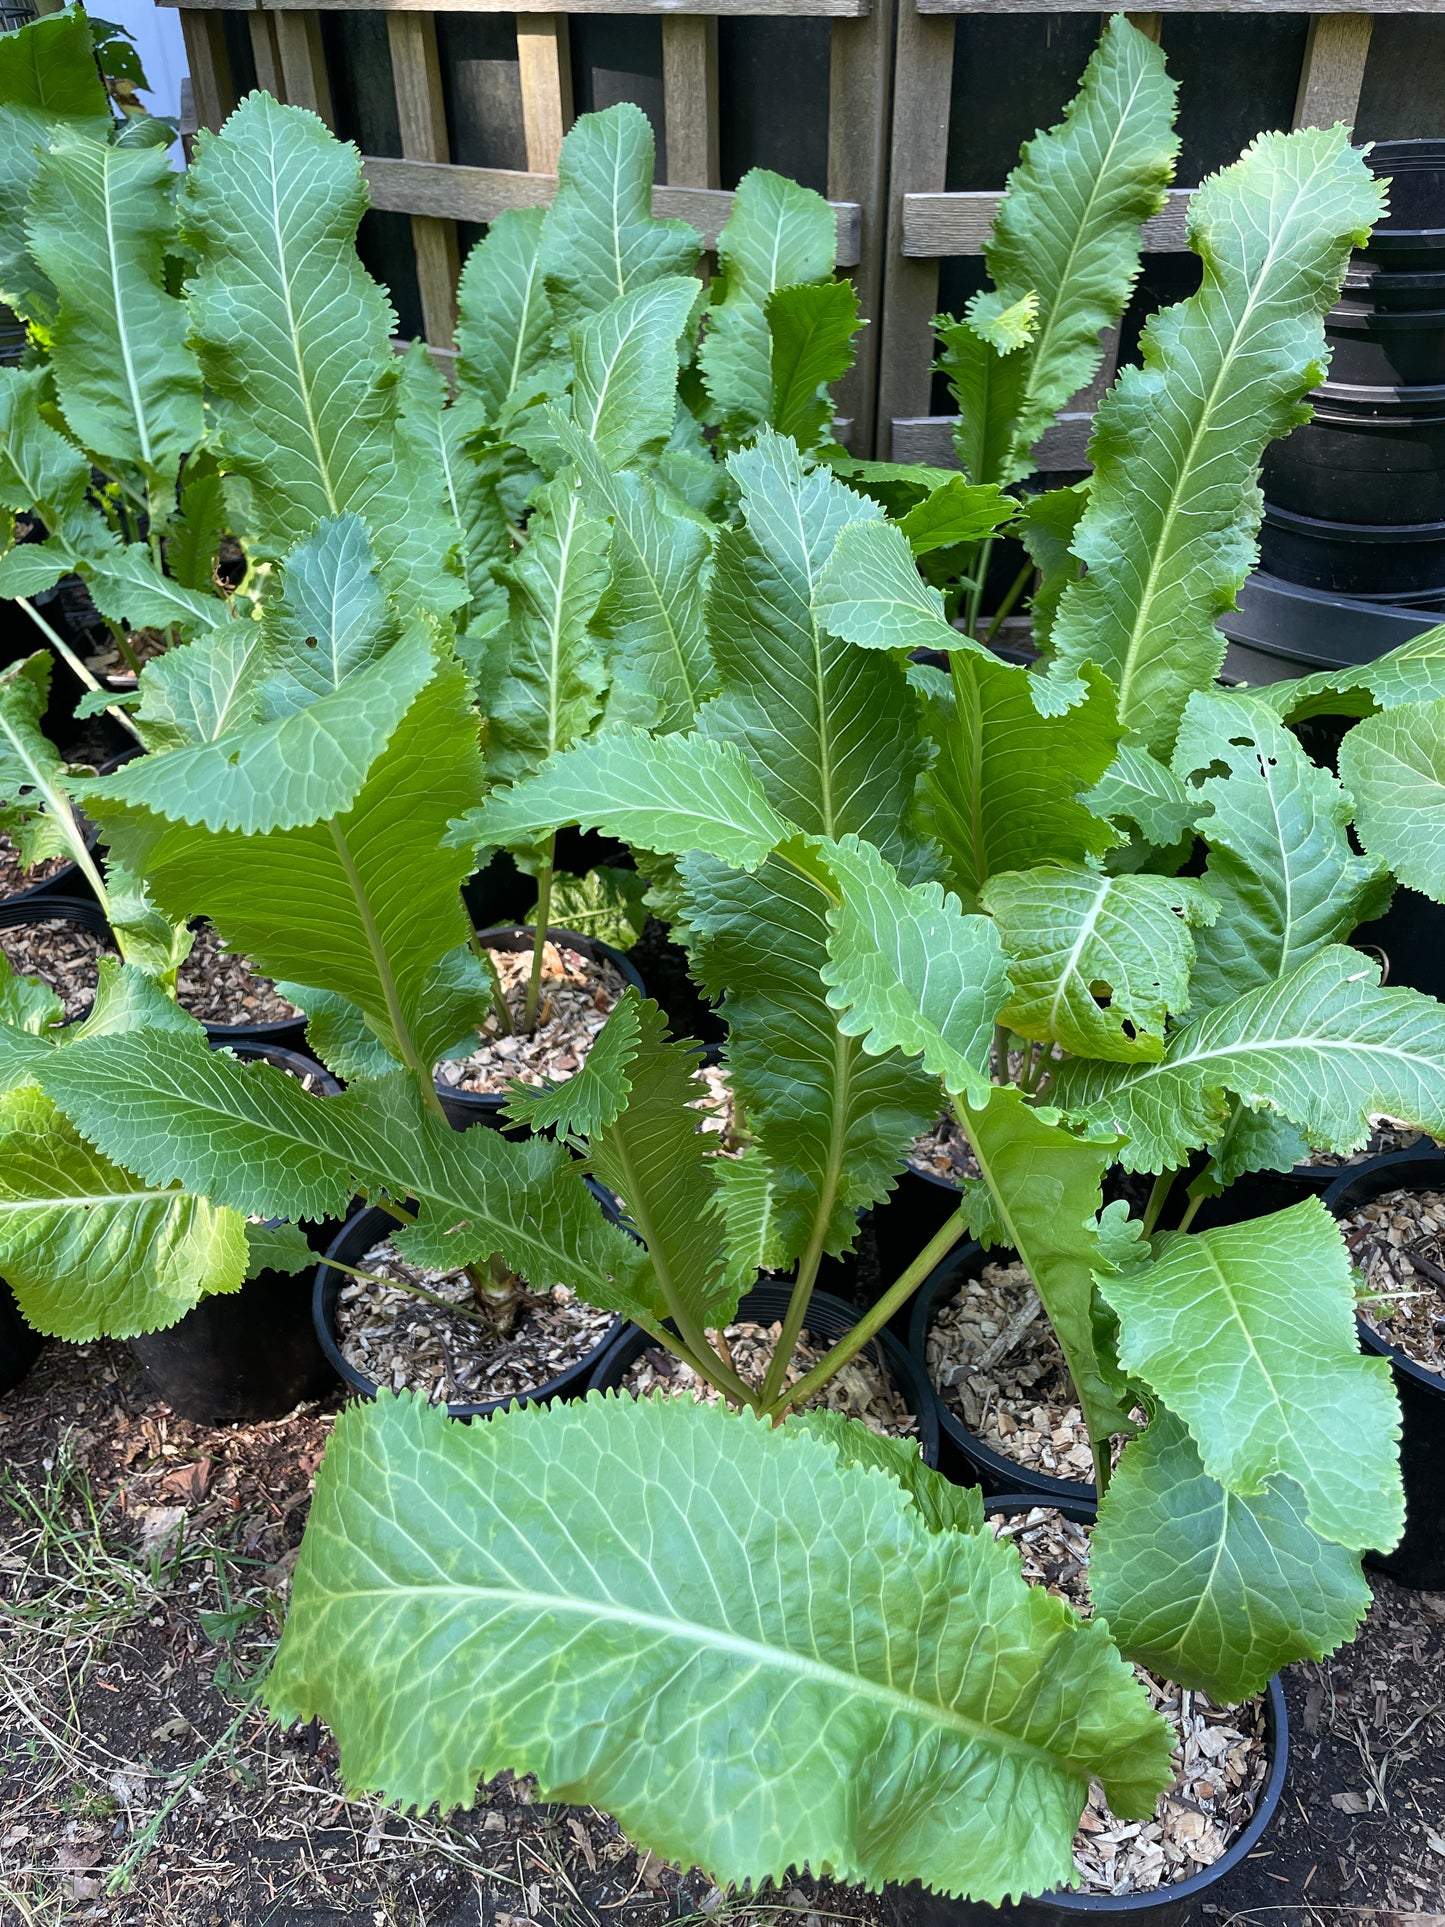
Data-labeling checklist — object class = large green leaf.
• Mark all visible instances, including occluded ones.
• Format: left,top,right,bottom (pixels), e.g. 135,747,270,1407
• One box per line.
1264,624,1445,721
938,318,1027,490
956,1086,1134,1453
396,346,509,628
1083,742,1193,849
1097,1200,1402,1551
504,990,641,1139
38,1031,656,1321
479,478,609,799
1091,1406,1372,1701
0,7,112,325
254,513,392,716
912,657,1121,913
1054,945,1445,1174
1047,128,1383,755
180,95,458,619
899,476,1017,559
269,1391,1171,1898
767,279,861,453
971,15,1177,484
555,420,714,734
455,206,553,424
1174,689,1393,1006
980,864,1215,1062
700,433,927,874
89,658,485,1073
789,1408,985,1537
0,1083,247,1341
0,651,101,882
699,168,837,440
126,625,267,754
538,103,700,328
584,994,734,1331
25,126,202,488
681,844,942,1265
466,724,791,872
1339,697,1445,906
0,363,105,554
817,833,1010,1106
86,544,234,641
813,517,966,657
565,276,698,473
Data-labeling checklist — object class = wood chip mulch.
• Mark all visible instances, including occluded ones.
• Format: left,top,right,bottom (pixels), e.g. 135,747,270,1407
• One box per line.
0,832,71,897
926,1259,1113,1481
990,1506,1269,1897
174,924,299,1029
623,1317,918,1439
0,915,108,1018
436,941,625,1096
909,1112,980,1187
1342,1186,1445,1377
1303,1120,1438,1169
334,1239,616,1406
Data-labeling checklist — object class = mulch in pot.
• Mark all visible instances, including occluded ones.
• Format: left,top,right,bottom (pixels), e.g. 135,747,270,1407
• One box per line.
1301,1119,1439,1171
624,1315,918,1440
909,1111,981,1186
1340,1184,1445,1375
926,1260,1137,1483
174,924,300,1028
436,939,625,1096
335,1238,615,1407
0,916,106,1018
992,1504,1269,1898
0,834,70,899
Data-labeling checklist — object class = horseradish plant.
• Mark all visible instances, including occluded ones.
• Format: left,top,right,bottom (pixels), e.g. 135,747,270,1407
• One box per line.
0,20,1428,1914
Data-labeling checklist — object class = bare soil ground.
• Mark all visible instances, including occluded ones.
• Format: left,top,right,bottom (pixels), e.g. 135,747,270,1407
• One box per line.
1,1337,1442,1927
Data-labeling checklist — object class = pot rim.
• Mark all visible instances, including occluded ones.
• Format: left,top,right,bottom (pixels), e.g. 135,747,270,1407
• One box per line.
983,1491,1289,1914
314,1200,624,1420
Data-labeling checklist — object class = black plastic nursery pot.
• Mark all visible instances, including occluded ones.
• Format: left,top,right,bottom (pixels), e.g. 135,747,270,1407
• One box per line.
1323,304,1445,387
1258,502,1445,606
127,1041,345,1425
434,924,646,1128
1357,138,1445,274
0,894,114,1017
314,1200,624,1421
1323,1149,1445,1589
1260,380,1445,527
1351,885,1445,1004
1217,571,1442,687
186,920,311,1054
588,1282,940,1469
0,1280,47,1397
871,1159,969,1312
881,1493,1289,1927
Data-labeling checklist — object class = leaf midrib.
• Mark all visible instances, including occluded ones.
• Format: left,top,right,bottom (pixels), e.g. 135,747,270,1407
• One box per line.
313,1577,1081,1774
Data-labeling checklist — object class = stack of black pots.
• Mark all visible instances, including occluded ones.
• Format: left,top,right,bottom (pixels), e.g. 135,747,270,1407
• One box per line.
1225,141,1445,682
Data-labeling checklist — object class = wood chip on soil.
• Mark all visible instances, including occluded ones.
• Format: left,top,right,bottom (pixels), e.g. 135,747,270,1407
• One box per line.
991,1505,1269,1897
436,940,625,1095
1302,1119,1439,1169
1341,1186,1445,1376
175,923,299,1027
927,1260,1135,1482
624,1318,918,1440
0,832,70,897
335,1239,615,1406
0,916,107,1018
910,1112,980,1186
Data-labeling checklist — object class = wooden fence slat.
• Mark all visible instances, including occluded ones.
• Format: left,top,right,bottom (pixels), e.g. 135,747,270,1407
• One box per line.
1294,13,1374,129
892,411,1093,470
915,0,1415,12
516,14,573,174
876,1,955,455
661,17,720,186
178,8,237,129
241,0,872,14
247,9,285,94
902,184,1193,257
828,0,896,452
360,155,863,261
388,11,461,346
274,9,334,123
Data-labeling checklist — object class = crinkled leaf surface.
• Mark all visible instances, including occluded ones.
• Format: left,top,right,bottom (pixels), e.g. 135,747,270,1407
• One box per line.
1098,1199,1402,1551
912,657,1122,913
1091,1406,1372,1701
256,513,394,717
127,625,267,753
467,726,790,872
268,1390,1171,1899
1339,697,1445,906
813,518,964,657
504,992,641,1139
1264,624,1445,721
538,103,699,328
0,651,97,878
535,864,648,953
0,1084,247,1341
0,7,113,324
1083,742,1194,849
898,477,1017,558
981,864,1214,1061
1048,129,1383,754
25,127,202,485
818,834,1010,1106
565,276,698,473
1054,946,1445,1174
700,168,837,440
938,319,1027,489
788,1408,985,1536
1174,689,1393,1007
456,206,553,424
976,15,1177,483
